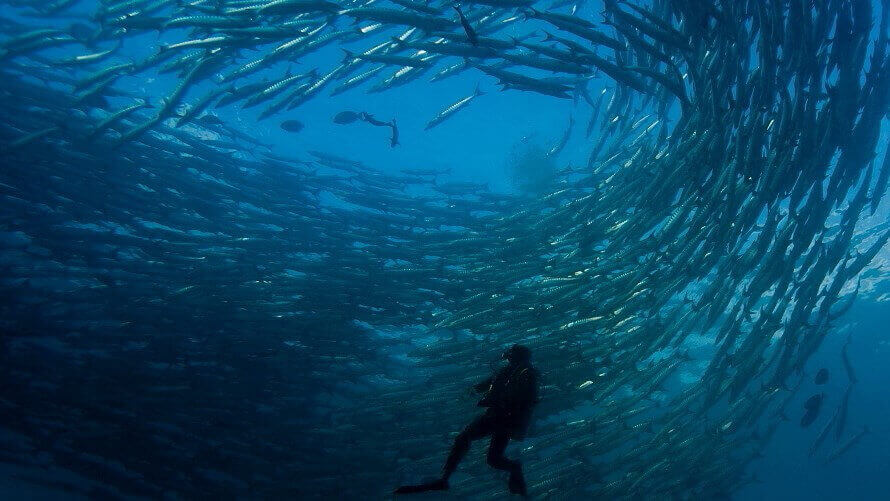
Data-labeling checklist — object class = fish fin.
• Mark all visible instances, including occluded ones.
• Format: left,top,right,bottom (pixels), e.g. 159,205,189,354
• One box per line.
474,83,484,97
341,49,355,63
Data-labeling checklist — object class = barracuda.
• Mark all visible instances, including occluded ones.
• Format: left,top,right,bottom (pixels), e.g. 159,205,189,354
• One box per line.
0,1,888,499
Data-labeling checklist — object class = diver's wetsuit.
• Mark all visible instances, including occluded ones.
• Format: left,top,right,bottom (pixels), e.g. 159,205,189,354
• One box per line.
395,345,539,496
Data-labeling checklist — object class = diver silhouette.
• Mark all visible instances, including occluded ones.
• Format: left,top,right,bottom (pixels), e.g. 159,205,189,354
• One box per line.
395,344,539,497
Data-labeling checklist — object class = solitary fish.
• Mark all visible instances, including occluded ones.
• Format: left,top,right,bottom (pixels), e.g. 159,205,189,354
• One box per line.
425,84,484,130
801,393,823,427
826,426,869,463
280,120,304,132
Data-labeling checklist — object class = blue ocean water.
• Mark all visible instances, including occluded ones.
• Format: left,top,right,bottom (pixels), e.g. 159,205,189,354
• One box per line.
740,294,890,500
2,0,890,499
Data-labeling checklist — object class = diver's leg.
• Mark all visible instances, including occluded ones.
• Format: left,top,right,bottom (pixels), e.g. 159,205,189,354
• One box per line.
486,432,526,496
442,413,494,481
394,413,493,495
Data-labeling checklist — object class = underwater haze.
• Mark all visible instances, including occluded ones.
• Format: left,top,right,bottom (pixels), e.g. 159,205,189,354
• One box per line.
2,0,890,499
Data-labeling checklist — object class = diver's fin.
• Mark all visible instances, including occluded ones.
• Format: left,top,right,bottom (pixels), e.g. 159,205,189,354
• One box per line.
393,478,448,495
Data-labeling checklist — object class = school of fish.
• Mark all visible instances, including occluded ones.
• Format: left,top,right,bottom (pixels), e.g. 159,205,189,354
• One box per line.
2,0,890,498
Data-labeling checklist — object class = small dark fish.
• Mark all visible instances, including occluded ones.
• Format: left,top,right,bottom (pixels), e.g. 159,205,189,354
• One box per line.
815,368,829,385
804,393,823,411
334,111,361,124
280,120,304,132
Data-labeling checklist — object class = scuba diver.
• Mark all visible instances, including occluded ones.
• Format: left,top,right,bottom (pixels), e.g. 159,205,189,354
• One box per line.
394,344,539,496
331,110,399,147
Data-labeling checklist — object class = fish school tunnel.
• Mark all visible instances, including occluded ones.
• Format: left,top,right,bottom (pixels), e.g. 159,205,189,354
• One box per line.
1,0,890,499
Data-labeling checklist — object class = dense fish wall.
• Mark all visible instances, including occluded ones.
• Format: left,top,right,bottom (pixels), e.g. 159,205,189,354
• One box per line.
1,0,890,498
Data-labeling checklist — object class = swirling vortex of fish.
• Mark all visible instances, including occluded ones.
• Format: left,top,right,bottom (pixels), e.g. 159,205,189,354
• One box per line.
1,0,889,499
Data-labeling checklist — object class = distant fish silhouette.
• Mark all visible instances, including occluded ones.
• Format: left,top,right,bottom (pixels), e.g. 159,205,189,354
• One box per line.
280,120,304,132
815,368,829,385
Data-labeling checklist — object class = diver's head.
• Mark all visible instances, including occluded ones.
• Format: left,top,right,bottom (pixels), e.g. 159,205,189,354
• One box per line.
502,344,531,365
